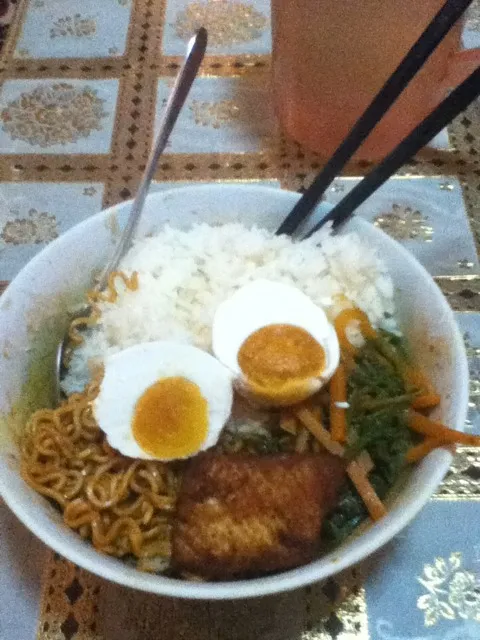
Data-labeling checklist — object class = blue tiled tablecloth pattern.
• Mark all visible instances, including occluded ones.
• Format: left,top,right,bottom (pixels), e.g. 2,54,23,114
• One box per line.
0,0,479,639
14,0,133,59
365,501,480,639
0,79,119,154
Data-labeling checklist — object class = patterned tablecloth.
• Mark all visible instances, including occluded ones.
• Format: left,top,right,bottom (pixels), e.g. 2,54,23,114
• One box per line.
0,1,480,639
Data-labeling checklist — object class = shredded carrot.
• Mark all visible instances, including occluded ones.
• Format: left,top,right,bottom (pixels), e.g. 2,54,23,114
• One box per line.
411,393,441,410
294,427,310,453
407,409,480,446
404,367,436,395
295,407,345,457
330,364,348,443
405,438,447,463
334,307,377,355
280,412,298,436
346,459,386,521
341,351,357,374
356,450,374,474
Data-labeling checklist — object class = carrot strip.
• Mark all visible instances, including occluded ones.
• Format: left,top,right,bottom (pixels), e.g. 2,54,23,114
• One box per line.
347,460,386,521
411,393,441,410
406,438,447,463
404,367,436,395
295,407,345,457
341,351,357,374
334,308,377,355
407,409,480,446
280,413,298,436
294,427,310,453
330,364,348,443
356,450,374,474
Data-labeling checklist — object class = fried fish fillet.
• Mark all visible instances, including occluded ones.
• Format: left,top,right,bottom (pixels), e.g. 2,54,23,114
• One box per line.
172,453,345,579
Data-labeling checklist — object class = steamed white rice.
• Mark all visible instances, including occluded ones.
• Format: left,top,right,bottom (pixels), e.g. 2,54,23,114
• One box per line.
62,223,395,395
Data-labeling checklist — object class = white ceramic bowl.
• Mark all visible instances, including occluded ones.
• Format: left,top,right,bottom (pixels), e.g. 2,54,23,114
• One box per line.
0,185,468,600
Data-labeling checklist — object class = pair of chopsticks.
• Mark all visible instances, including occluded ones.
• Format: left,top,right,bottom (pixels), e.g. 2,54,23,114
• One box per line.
276,0,480,239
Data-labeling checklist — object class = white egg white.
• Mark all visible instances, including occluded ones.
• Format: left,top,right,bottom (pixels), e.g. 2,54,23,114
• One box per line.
212,280,340,405
93,341,233,460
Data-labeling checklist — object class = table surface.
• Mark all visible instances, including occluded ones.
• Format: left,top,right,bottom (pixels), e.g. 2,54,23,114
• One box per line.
0,1,480,639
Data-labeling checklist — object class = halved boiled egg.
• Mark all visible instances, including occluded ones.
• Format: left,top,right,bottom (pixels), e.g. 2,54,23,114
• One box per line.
212,280,340,407
93,341,233,460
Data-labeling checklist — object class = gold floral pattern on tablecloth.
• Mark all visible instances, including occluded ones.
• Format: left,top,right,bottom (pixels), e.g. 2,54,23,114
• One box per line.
0,83,106,148
174,0,268,47
417,552,480,626
1,208,58,245
50,15,97,39
373,204,434,242
190,98,241,127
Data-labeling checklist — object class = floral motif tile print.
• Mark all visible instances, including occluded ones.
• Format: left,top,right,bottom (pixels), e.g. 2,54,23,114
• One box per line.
14,0,132,58
163,0,271,55
322,177,479,277
0,79,119,154
1,208,58,245
155,77,276,153
417,552,480,626
0,182,104,280
1,83,106,148
189,99,241,128
365,501,480,640
374,204,434,242
174,0,267,47
50,15,97,39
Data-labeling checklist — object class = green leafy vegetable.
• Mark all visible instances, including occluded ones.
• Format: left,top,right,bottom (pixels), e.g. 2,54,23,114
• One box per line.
323,332,414,543
220,426,293,455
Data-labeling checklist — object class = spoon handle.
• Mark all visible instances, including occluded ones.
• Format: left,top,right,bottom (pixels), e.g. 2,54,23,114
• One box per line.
96,28,207,290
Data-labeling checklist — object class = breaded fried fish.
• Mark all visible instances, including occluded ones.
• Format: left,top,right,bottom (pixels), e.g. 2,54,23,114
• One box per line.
172,453,345,579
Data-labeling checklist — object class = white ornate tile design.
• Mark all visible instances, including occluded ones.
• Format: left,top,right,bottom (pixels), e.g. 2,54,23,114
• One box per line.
0,182,104,279
323,177,479,277
0,79,119,154
155,76,276,153
162,0,271,55
14,0,132,58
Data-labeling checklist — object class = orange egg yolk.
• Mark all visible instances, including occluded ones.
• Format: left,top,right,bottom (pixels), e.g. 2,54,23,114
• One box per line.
132,376,208,459
238,324,326,390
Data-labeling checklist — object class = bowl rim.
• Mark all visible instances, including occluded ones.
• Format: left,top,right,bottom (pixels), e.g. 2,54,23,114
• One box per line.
0,183,469,600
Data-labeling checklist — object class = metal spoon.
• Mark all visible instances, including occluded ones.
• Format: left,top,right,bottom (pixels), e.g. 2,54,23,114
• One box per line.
54,28,208,404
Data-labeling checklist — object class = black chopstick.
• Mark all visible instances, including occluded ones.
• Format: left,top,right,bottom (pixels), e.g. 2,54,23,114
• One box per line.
301,65,480,239
276,0,474,237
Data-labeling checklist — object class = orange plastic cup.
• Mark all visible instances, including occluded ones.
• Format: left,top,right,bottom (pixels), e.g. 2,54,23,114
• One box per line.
271,1,480,161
